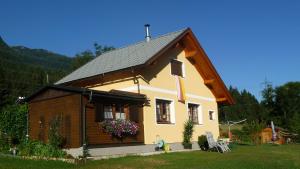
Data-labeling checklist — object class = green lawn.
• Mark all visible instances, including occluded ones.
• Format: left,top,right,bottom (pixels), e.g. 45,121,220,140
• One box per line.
0,144,299,169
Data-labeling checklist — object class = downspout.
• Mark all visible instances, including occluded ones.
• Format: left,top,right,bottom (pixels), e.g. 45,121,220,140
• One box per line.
82,90,93,157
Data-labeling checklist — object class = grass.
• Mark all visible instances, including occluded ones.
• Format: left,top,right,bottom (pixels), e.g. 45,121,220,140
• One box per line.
0,144,300,169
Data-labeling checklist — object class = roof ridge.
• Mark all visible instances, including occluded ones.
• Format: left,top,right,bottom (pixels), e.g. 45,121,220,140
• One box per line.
96,27,188,57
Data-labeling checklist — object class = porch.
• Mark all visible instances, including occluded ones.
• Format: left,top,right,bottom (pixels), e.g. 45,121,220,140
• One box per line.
84,90,146,146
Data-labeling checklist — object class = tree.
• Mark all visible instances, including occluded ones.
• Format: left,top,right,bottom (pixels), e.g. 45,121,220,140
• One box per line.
219,86,261,122
0,104,28,143
94,43,115,56
70,50,94,70
260,81,275,123
273,82,300,128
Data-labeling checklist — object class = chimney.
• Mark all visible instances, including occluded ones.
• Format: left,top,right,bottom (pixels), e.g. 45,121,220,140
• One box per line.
144,24,151,42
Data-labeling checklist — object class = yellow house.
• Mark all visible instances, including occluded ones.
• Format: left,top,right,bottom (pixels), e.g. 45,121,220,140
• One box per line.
28,26,233,157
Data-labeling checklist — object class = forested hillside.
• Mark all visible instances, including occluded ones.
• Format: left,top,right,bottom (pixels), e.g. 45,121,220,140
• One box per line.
0,37,115,109
0,36,72,107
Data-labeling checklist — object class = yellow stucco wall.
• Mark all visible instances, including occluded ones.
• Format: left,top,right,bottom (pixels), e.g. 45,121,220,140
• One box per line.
89,47,220,144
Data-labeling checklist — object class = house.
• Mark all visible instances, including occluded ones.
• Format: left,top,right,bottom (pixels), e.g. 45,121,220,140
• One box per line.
26,25,234,157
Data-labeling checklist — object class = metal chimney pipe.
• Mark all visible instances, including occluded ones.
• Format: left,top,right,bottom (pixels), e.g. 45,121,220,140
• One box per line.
144,24,151,42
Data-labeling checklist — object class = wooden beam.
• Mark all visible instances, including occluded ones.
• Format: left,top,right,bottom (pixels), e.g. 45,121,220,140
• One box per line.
204,79,215,85
185,50,198,58
175,41,184,49
216,97,227,102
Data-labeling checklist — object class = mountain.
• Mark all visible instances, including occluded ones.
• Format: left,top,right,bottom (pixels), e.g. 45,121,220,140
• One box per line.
11,46,72,70
0,36,72,106
0,36,10,49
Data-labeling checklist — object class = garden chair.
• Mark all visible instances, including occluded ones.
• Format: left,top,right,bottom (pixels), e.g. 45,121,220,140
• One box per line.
205,132,230,153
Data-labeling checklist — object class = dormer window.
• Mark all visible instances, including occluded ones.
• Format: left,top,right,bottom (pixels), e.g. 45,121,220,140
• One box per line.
171,60,184,77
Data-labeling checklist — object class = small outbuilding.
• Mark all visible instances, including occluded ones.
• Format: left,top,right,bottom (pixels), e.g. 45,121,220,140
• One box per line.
26,85,147,149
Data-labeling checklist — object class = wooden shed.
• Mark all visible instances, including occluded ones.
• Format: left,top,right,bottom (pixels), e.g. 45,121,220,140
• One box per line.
260,127,285,144
26,85,147,148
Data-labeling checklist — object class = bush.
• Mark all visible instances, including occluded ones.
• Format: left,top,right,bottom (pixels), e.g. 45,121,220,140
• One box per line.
242,121,265,144
0,104,28,145
18,140,66,158
231,121,265,145
198,135,209,151
48,116,64,148
231,129,252,144
182,120,194,149
0,132,9,153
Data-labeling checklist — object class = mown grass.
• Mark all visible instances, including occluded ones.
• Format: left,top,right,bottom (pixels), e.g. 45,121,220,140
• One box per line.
1,144,299,169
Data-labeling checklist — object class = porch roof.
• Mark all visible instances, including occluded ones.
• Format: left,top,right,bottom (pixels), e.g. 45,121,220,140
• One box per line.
25,85,147,103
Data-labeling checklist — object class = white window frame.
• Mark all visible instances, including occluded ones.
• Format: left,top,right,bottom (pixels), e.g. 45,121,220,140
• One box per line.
186,101,203,125
154,97,176,125
170,59,186,78
208,110,216,121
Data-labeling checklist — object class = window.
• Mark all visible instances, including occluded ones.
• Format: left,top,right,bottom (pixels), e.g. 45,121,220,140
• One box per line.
115,104,125,120
104,105,113,119
156,99,172,124
188,103,199,124
171,60,183,77
209,110,215,120
95,103,126,122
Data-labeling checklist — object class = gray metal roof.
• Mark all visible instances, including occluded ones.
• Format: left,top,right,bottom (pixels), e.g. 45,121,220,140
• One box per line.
56,28,188,84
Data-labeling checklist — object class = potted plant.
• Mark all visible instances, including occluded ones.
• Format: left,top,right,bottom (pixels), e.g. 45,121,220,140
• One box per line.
182,120,194,149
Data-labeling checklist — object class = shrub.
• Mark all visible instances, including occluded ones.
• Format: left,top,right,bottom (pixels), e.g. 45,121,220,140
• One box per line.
101,119,139,138
242,121,265,144
182,120,194,149
198,135,208,151
231,129,252,144
0,132,9,153
231,121,265,145
48,116,63,148
18,140,66,158
0,104,28,145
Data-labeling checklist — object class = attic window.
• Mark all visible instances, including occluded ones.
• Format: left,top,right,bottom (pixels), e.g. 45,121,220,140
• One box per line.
171,60,183,77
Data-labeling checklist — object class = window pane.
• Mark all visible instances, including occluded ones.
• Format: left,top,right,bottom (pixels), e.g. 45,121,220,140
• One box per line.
188,103,199,124
209,111,214,120
104,105,113,119
115,105,125,120
156,99,171,123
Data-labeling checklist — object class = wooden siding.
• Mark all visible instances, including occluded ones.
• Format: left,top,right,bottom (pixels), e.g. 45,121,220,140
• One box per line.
28,91,82,148
85,101,144,145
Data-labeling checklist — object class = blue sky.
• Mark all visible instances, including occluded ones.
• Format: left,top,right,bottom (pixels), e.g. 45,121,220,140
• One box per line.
1,0,299,100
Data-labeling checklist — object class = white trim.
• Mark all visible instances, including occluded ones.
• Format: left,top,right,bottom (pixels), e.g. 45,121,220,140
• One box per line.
182,61,186,78
185,93,215,102
119,85,216,102
154,97,176,125
141,86,177,95
186,101,204,125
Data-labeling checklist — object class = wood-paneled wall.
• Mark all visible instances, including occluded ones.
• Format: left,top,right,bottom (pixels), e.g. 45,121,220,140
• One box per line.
28,90,82,148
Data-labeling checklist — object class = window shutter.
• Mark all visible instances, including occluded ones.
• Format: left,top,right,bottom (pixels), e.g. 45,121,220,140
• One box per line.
171,60,183,76
170,101,175,124
95,103,104,122
198,106,203,124
129,105,139,123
